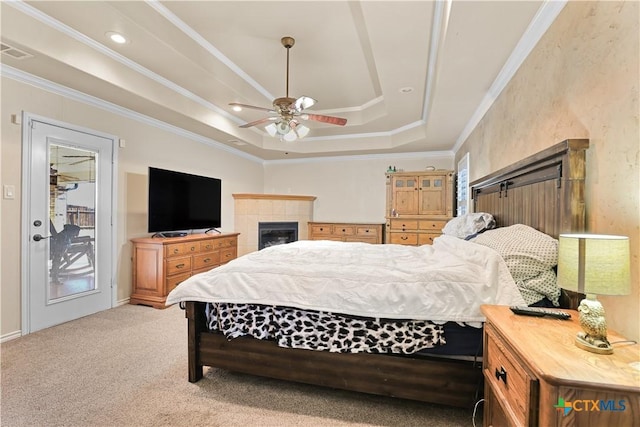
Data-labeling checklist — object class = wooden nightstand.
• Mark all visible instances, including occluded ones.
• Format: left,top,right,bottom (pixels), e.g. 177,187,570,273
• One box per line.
481,305,640,427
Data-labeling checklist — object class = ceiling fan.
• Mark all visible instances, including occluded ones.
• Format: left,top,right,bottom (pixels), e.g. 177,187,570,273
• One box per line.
230,36,347,141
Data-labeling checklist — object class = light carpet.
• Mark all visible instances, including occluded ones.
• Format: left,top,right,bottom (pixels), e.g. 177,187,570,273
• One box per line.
1,304,479,426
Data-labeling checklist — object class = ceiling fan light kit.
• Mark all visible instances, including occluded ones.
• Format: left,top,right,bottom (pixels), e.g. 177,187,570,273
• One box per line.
230,36,347,142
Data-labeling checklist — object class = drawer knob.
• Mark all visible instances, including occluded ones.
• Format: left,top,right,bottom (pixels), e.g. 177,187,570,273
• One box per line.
173,249,179,254
401,236,408,241
203,258,211,263
176,263,185,269
495,367,507,384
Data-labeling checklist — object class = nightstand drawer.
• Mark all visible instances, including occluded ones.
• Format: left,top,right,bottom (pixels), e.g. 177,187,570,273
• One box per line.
485,325,537,427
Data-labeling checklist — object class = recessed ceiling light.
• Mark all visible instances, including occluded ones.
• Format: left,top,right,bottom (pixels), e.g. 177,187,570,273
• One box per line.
399,87,414,94
106,32,128,44
232,105,242,112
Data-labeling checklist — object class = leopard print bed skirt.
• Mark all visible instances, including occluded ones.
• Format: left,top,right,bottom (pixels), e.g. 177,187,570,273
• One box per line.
205,302,446,354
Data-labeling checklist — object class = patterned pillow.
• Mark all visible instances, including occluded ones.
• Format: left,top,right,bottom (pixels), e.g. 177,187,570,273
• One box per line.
470,224,560,305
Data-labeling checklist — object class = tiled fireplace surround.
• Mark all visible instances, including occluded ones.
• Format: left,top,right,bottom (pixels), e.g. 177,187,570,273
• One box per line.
233,194,316,256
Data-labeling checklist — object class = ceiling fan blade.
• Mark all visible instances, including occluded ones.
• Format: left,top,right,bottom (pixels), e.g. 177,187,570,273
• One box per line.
229,102,275,113
239,117,278,128
70,158,95,165
302,114,347,126
294,96,316,112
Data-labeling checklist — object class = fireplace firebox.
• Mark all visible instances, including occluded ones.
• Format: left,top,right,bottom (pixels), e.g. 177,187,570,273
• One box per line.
258,222,298,250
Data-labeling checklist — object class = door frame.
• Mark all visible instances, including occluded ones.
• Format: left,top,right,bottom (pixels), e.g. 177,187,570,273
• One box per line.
20,112,118,335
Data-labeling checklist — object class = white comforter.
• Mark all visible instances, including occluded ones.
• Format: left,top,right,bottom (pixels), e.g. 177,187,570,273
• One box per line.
165,235,526,324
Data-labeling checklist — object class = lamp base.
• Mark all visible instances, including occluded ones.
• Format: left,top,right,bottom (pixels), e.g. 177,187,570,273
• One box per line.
574,332,613,355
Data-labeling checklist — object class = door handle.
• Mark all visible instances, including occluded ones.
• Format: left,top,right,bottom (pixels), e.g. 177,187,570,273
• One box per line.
33,234,51,242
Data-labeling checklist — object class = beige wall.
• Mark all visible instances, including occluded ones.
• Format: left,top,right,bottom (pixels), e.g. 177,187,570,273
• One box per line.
456,1,639,341
0,77,263,337
264,154,454,223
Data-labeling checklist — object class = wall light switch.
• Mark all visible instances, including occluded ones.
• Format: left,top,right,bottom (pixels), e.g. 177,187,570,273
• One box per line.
4,185,16,199
119,138,126,148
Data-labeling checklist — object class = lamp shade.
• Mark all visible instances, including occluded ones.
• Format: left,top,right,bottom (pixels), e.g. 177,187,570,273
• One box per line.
557,234,630,295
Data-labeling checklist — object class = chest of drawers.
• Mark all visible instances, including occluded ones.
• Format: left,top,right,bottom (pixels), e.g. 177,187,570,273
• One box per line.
130,233,239,308
308,222,383,244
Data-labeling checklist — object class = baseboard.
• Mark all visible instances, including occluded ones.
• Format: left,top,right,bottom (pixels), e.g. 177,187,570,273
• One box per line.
116,297,130,307
1,330,23,343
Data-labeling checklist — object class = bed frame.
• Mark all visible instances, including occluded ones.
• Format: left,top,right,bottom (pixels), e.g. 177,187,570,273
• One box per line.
183,139,589,408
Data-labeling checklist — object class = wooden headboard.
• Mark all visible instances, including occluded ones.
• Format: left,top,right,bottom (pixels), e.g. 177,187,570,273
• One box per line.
470,139,589,238
470,139,589,309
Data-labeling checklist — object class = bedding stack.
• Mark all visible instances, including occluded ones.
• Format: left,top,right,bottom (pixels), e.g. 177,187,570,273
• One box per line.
166,231,532,356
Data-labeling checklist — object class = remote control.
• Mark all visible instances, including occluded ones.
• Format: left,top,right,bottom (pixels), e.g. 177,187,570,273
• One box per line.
510,306,571,320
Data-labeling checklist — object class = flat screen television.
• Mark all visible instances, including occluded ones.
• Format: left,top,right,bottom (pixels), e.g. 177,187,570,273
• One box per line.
148,167,221,236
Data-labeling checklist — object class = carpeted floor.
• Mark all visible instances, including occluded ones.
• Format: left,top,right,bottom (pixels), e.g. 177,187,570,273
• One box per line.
1,304,481,426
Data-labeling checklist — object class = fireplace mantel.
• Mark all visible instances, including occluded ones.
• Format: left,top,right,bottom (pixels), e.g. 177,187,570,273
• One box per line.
234,194,315,256
233,194,317,201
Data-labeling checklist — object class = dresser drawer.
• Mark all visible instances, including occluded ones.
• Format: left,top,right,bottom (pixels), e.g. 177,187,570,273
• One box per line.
215,237,237,249
310,224,332,236
356,226,379,237
219,247,237,264
199,240,215,252
418,220,447,231
389,219,418,230
333,225,355,236
485,326,537,427
193,252,220,270
165,242,199,257
389,232,418,245
418,233,440,245
166,256,192,276
166,272,190,293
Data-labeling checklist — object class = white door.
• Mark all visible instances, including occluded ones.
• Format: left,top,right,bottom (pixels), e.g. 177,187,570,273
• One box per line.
22,113,116,333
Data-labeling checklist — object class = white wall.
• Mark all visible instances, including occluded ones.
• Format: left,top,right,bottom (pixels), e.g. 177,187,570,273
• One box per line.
264,154,454,223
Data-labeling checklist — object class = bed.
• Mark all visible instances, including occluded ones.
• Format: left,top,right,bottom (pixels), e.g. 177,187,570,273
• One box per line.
168,139,589,409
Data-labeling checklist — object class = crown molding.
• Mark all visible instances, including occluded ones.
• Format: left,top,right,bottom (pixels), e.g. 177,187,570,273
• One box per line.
0,65,263,163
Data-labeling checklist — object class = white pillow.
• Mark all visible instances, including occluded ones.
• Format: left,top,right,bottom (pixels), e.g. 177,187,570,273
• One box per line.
442,213,496,239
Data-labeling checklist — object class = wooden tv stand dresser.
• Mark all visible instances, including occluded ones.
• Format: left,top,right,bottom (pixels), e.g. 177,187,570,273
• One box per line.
481,305,639,427
130,233,239,309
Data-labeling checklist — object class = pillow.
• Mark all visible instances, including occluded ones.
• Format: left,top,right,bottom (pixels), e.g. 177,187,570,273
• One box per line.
441,213,496,239
470,224,560,305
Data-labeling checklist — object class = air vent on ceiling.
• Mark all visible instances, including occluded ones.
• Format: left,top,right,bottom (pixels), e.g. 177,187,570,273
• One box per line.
1,43,33,60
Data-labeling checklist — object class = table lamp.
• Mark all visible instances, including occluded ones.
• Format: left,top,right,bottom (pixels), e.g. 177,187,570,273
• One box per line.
557,234,631,354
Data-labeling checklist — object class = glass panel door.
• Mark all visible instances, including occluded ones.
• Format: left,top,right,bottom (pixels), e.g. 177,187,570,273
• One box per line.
48,145,97,301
